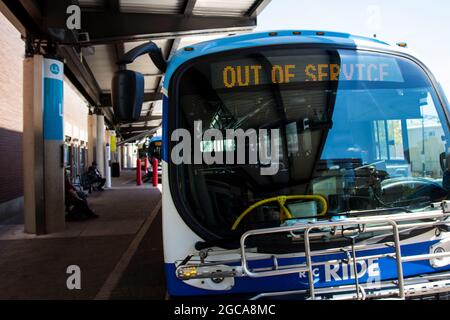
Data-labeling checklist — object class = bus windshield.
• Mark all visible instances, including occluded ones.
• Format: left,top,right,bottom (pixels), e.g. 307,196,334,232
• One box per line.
170,47,450,240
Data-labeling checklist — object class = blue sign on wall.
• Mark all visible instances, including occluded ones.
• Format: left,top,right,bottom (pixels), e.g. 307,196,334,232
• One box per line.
43,58,64,141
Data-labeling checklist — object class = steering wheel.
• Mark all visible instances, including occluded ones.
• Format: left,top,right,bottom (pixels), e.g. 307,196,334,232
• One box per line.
231,195,328,230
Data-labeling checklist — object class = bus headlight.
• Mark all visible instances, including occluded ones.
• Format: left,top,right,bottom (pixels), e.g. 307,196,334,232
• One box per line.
176,264,238,291
177,266,198,279
430,239,450,268
176,264,240,280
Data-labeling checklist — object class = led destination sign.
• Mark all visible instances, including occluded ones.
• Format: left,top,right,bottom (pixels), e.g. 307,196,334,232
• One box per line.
212,53,404,89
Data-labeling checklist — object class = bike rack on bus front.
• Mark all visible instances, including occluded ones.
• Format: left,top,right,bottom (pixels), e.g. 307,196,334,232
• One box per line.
176,204,450,300
240,217,406,299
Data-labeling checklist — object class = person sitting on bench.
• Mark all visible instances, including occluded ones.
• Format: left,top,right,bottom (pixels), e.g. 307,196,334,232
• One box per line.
65,171,98,221
87,161,106,191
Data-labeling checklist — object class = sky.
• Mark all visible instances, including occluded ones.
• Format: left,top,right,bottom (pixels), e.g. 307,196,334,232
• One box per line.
256,0,450,96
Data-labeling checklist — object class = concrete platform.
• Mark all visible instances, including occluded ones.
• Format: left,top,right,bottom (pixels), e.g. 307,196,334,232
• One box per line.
0,170,165,299
110,211,166,300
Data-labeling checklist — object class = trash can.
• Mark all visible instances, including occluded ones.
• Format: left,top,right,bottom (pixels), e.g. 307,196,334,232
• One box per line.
112,162,120,177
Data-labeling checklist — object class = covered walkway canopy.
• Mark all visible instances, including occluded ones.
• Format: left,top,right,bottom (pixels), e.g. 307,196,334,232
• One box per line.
0,0,270,235
1,0,270,141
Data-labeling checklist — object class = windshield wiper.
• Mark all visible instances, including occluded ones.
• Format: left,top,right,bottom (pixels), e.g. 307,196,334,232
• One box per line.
375,192,432,210
345,206,413,217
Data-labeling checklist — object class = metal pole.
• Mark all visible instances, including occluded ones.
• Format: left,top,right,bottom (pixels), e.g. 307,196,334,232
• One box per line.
96,112,105,176
304,227,315,299
152,157,158,187
391,222,405,299
136,159,142,186
87,111,97,165
105,142,111,188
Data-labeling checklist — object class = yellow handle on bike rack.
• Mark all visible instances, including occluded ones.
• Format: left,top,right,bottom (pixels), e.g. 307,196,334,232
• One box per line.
231,195,328,231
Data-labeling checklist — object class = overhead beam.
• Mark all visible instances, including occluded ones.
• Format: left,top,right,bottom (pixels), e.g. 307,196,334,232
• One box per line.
58,45,102,106
120,126,159,133
118,128,159,145
17,0,43,32
79,12,257,45
6,0,256,45
100,92,163,107
182,0,197,15
1,0,44,37
120,115,162,124
0,1,26,35
246,0,272,17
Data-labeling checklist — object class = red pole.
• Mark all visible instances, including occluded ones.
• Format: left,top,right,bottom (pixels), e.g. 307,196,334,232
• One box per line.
136,159,142,186
144,157,148,173
152,157,158,187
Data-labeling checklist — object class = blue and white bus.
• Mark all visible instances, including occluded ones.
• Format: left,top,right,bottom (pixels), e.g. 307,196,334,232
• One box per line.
146,135,162,178
116,30,450,299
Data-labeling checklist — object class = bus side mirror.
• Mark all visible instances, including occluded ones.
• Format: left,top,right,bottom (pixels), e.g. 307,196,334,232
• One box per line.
111,70,144,122
112,41,166,123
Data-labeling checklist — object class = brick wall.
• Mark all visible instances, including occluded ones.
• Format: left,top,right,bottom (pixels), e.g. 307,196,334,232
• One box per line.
0,12,24,203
